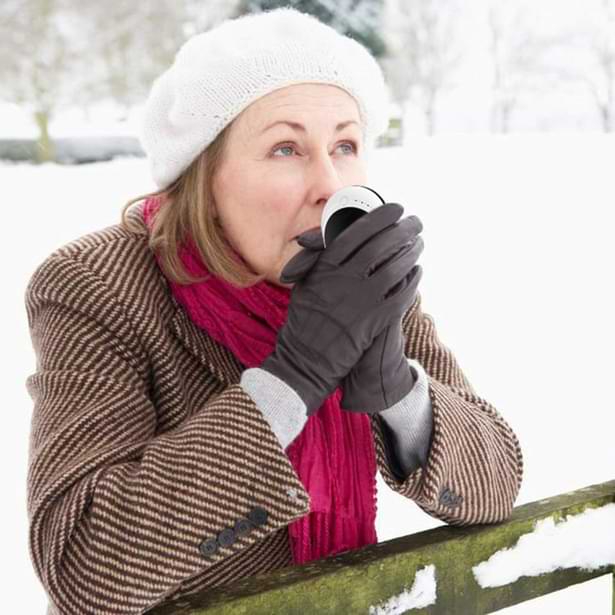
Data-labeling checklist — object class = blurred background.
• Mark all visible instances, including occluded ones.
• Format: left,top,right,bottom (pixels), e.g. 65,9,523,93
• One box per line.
2,0,614,158
3,0,614,613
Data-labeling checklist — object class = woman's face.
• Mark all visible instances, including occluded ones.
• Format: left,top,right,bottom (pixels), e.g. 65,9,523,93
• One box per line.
212,83,368,288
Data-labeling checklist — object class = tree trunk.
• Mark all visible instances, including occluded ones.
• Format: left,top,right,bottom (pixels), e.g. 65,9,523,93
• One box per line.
34,109,55,164
501,100,514,133
490,101,500,133
425,90,436,135
602,74,613,132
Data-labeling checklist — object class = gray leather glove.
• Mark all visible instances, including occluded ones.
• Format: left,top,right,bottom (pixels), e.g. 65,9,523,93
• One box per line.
285,218,424,414
262,203,420,416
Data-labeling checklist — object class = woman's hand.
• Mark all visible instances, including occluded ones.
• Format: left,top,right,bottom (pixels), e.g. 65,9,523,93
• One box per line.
268,203,419,416
284,210,424,414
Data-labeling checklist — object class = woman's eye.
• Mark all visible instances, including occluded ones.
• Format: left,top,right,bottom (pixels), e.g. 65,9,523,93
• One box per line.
272,144,296,157
271,141,358,157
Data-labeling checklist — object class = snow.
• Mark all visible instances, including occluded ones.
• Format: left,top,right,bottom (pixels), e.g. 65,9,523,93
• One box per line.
473,503,615,587
369,565,437,613
5,132,615,614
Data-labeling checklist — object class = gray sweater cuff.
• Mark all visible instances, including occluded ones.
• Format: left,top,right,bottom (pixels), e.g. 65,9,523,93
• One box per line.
240,357,434,471
240,367,308,450
378,358,434,476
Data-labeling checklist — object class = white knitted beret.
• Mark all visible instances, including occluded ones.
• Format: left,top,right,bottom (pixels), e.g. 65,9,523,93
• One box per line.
139,7,390,190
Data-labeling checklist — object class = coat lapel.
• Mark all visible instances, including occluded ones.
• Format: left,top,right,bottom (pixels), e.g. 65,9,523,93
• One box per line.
169,293,245,385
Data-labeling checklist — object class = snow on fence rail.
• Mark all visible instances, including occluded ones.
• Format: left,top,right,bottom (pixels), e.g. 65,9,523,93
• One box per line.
148,480,615,614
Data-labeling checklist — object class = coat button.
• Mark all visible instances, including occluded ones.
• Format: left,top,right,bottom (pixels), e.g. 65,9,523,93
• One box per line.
199,537,219,558
439,486,462,507
248,507,268,526
234,518,253,537
218,528,236,548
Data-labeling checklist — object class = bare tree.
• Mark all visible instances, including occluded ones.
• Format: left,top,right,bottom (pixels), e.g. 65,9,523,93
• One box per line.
380,0,465,136
68,1,191,120
0,0,237,162
79,0,237,118
0,0,79,162
486,0,571,133
575,0,615,131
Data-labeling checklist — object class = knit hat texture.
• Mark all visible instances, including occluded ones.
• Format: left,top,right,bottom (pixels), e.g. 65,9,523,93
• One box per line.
139,7,390,190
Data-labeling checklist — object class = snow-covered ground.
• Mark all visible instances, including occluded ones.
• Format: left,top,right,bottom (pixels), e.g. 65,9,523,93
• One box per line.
5,132,614,613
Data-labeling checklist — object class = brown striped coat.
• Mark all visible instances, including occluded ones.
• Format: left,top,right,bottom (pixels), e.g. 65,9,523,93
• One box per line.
24,202,523,614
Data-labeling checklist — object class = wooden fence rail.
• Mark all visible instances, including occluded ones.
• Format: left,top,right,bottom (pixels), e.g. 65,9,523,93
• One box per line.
149,479,615,614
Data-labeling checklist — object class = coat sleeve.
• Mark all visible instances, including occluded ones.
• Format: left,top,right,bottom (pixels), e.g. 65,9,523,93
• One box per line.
24,255,311,615
370,291,524,526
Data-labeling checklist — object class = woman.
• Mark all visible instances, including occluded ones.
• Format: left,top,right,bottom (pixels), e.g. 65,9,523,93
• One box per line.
24,8,523,615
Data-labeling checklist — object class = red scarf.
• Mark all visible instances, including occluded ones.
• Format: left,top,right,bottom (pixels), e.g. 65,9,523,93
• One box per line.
142,196,378,565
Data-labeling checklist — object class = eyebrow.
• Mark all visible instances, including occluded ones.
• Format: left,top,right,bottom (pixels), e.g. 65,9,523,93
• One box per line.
259,119,360,135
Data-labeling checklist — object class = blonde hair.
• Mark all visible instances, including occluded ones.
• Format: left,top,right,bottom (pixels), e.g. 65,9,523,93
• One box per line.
119,121,268,288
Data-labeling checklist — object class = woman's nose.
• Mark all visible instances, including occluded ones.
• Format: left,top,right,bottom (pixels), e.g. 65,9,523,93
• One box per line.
309,154,345,200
